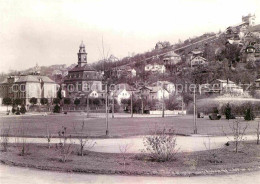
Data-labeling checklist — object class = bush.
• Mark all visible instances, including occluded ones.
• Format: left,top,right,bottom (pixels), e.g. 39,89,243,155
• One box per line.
15,108,20,115
224,103,235,119
20,104,26,114
2,97,12,111
53,98,61,105
29,97,38,106
142,128,178,162
40,98,48,105
53,104,61,113
244,108,255,121
13,98,22,106
64,98,71,105
74,98,81,106
209,113,221,120
11,107,16,114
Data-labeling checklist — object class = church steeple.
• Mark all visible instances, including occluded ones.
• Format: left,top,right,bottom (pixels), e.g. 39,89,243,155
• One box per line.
77,41,87,67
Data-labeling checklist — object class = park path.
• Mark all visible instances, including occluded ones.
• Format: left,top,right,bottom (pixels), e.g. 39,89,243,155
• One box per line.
0,164,259,184
6,135,256,153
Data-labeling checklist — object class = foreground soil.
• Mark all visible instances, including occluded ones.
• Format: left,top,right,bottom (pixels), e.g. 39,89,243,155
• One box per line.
1,141,260,177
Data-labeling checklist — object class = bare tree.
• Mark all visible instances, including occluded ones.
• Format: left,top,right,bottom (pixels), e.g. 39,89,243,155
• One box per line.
119,143,131,170
222,120,248,153
203,137,220,163
15,123,30,156
45,123,52,149
256,121,260,145
73,118,96,156
56,126,73,162
1,125,10,152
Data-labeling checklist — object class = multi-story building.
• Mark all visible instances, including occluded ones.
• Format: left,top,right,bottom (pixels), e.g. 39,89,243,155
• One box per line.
0,74,57,105
63,42,104,101
163,51,182,66
144,64,166,73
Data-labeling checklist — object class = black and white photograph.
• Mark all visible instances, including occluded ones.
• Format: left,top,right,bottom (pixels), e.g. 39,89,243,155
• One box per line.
0,0,260,183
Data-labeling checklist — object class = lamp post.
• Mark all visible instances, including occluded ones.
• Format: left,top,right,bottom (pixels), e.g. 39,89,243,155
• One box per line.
131,91,133,118
112,92,114,118
86,94,89,118
193,88,197,134
105,83,109,136
161,81,166,118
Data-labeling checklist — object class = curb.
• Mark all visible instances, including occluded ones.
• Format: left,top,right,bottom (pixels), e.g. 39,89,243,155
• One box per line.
1,159,259,177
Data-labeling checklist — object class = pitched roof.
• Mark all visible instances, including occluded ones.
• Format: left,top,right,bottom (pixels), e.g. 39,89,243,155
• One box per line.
248,24,260,32
70,64,96,72
191,56,207,61
191,50,203,55
0,78,8,84
15,75,55,83
163,51,180,58
216,79,235,84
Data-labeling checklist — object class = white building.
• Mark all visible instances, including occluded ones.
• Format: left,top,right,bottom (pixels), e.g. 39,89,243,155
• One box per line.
163,51,181,65
190,56,208,67
145,64,166,73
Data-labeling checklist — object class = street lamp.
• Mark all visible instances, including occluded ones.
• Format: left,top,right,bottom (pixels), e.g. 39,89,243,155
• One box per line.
193,88,197,134
105,83,109,136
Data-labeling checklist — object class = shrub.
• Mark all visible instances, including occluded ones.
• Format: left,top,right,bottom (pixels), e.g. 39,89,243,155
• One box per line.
209,113,221,120
15,108,20,115
53,104,61,113
13,98,22,106
2,97,12,111
56,126,73,162
244,108,255,121
1,126,10,152
64,98,71,105
74,98,81,106
20,104,26,114
53,98,61,105
142,128,178,162
40,98,48,105
29,97,37,106
224,103,235,119
11,107,16,114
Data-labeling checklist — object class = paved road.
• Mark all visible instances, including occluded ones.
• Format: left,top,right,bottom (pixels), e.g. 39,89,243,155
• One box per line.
0,164,259,184
6,135,256,153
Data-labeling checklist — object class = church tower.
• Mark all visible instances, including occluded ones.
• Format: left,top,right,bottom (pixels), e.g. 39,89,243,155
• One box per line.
77,41,88,67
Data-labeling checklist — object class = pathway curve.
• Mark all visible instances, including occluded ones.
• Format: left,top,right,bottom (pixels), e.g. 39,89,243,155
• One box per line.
0,164,259,184
6,135,256,153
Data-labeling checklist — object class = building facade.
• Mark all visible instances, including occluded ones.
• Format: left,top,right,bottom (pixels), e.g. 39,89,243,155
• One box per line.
63,42,104,101
0,74,57,105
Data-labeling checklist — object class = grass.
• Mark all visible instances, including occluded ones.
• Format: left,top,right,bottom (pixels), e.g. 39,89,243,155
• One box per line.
0,141,260,176
0,113,259,138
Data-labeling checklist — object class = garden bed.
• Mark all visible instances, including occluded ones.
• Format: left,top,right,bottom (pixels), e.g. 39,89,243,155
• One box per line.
1,141,260,177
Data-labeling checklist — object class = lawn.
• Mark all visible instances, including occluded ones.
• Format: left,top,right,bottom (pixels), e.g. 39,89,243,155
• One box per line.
0,113,259,137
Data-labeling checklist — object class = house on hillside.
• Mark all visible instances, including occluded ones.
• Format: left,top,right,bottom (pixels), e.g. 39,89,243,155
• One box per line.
115,65,136,78
190,56,208,67
144,64,166,73
186,49,203,65
111,83,136,104
163,51,181,65
151,81,175,94
255,78,260,90
200,79,243,95
149,86,170,101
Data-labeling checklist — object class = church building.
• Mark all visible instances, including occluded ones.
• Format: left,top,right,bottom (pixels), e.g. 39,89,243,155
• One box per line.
63,42,104,100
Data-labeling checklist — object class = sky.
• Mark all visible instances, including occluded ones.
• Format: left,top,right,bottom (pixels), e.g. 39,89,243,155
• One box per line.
0,0,259,73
